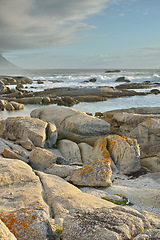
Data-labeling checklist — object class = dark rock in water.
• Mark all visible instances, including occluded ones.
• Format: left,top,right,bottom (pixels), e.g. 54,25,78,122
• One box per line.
115,77,130,83
37,80,44,84
16,83,24,91
89,78,97,82
105,69,121,73
150,89,160,94
116,82,160,90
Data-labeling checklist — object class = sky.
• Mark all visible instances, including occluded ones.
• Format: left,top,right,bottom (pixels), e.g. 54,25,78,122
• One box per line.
1,0,160,69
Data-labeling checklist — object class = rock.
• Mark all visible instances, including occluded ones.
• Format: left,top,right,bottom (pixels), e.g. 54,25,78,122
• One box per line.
62,207,151,240
45,122,57,147
29,147,57,170
0,138,30,158
37,80,44,84
9,101,24,110
0,117,57,148
78,142,93,164
106,135,141,174
55,96,79,107
133,229,160,239
128,118,160,171
0,80,8,94
105,69,121,73
31,105,111,146
68,158,112,187
36,171,115,225
16,137,35,151
0,158,54,239
140,155,160,172
116,82,160,90
16,97,43,104
89,78,96,82
150,88,160,94
46,164,82,178
1,76,33,85
0,100,8,111
0,219,17,240
2,148,29,163
102,107,160,135
5,102,15,111
91,136,118,173
57,139,82,164
42,97,51,104
115,76,130,82
16,83,24,91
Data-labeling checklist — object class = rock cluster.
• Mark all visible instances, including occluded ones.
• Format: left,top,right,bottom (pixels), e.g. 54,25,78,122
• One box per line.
0,106,159,239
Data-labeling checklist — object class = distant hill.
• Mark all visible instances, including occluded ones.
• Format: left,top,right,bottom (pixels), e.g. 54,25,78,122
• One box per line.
0,55,19,69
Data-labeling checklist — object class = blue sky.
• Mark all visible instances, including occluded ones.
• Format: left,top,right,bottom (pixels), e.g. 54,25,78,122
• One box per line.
1,0,160,69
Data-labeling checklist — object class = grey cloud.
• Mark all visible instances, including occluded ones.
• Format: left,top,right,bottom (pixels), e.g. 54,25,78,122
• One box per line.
0,0,111,52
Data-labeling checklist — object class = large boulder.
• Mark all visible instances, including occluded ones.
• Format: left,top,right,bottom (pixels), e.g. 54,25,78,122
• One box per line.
129,118,160,171
29,147,57,170
31,106,110,146
102,107,160,135
106,135,141,174
57,139,82,164
62,207,152,240
68,158,112,187
36,171,115,226
0,117,57,148
0,158,55,239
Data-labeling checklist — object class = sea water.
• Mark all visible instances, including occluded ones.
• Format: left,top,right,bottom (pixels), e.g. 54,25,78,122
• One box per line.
1,68,160,119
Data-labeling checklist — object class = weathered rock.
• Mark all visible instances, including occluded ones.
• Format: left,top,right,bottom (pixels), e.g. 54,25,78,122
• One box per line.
31,105,111,146
62,207,151,240
0,117,57,148
102,107,160,127
36,171,115,226
107,135,141,174
68,158,112,187
0,158,54,239
0,100,8,110
133,229,160,239
0,80,8,94
9,101,24,110
140,154,160,172
78,142,93,164
45,122,57,147
29,147,57,170
1,76,33,85
16,137,35,151
0,138,30,158
16,97,43,104
2,148,29,163
116,82,160,90
129,118,160,158
0,219,17,240
91,136,118,173
5,102,15,111
46,164,82,178
115,76,130,82
57,139,82,164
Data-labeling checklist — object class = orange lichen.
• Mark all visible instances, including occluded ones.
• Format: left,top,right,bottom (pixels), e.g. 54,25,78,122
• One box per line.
93,136,110,158
0,206,46,240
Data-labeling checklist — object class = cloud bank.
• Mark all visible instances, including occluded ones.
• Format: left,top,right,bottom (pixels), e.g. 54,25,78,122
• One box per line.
0,0,112,52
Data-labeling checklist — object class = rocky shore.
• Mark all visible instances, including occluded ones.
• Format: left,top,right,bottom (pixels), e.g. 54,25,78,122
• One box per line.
1,75,159,110
0,103,160,239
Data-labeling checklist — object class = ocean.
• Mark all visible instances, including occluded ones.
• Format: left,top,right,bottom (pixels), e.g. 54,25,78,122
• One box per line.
1,68,160,120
